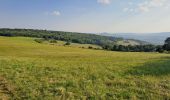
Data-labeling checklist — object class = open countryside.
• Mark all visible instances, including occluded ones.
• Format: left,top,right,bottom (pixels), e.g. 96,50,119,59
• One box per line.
0,36,170,99
1,0,170,99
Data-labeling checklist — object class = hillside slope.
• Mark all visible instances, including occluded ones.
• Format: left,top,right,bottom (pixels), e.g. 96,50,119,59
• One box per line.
0,28,150,47
99,32,170,45
0,28,121,46
0,36,170,99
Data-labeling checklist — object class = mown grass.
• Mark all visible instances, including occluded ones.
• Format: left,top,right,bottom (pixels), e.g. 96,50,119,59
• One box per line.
0,36,170,100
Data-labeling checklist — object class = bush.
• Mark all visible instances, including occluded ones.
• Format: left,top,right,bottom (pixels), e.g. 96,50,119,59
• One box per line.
65,42,71,45
34,39,45,43
156,46,164,53
163,37,170,51
49,39,57,43
163,50,170,54
88,46,93,49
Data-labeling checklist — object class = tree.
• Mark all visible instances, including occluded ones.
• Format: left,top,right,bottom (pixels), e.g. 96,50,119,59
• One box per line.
156,45,164,53
49,39,57,43
88,46,93,49
65,42,71,45
34,39,45,43
163,37,170,51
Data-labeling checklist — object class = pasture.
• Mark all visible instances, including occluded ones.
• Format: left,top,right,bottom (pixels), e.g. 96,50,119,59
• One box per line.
0,36,170,99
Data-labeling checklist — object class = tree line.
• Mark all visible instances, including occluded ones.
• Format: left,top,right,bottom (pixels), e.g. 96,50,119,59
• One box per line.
0,28,121,46
163,37,170,51
102,44,158,52
0,28,169,52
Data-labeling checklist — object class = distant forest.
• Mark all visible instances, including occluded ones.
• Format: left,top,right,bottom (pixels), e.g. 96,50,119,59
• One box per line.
0,28,121,45
0,28,169,52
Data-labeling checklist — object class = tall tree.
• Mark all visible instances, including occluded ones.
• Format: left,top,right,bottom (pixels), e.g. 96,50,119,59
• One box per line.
163,37,170,51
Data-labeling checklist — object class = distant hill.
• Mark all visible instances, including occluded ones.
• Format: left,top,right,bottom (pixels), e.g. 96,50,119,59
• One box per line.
99,32,170,45
116,39,149,46
0,28,122,47
0,28,149,47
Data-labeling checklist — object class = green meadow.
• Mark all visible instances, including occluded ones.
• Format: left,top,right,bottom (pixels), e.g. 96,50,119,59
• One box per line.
0,36,170,100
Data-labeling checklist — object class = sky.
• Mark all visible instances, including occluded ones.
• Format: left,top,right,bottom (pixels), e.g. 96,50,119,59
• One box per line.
0,0,170,33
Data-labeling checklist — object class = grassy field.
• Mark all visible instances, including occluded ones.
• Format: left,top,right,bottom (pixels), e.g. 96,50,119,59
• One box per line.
0,36,170,100
116,40,141,46
43,40,102,49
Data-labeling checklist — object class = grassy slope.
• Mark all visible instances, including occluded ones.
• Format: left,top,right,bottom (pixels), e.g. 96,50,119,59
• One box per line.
0,36,170,99
116,40,140,46
43,40,102,49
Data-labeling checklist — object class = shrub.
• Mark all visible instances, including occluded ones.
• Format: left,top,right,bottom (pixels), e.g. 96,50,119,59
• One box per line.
49,39,57,43
65,42,71,45
34,39,45,43
88,46,93,49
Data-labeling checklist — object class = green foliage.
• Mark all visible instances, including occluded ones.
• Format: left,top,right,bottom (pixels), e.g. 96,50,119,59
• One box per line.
0,28,120,47
0,28,162,52
49,39,57,43
64,42,71,45
156,45,164,53
88,46,93,49
163,37,170,51
104,44,157,52
34,39,45,43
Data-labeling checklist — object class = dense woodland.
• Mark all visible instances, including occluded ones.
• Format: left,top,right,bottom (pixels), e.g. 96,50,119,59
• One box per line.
0,28,169,52
163,37,170,51
0,28,120,45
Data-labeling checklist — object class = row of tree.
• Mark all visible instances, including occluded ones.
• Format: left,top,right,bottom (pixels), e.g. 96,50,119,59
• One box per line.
0,28,121,46
163,37,170,51
102,44,158,52
0,28,169,52
102,38,170,52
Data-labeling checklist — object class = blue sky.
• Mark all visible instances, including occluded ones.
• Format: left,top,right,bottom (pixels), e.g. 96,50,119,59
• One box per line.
0,0,170,33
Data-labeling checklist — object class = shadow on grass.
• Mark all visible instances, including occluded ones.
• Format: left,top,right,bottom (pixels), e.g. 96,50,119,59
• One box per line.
0,76,14,99
127,57,170,76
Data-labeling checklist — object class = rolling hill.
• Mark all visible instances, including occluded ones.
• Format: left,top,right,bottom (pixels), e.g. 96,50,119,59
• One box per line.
0,28,149,47
0,36,170,99
99,32,170,45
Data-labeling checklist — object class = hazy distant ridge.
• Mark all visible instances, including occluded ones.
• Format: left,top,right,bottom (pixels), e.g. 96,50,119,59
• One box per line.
98,32,170,45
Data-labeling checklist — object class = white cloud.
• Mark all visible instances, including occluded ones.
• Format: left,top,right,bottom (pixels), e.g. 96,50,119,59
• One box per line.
137,0,167,12
97,0,111,5
45,10,61,16
52,11,61,16
123,8,129,12
123,8,136,13
138,5,150,12
149,0,165,7
124,0,169,13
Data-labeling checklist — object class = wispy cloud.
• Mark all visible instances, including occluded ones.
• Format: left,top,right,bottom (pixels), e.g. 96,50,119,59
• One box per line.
45,10,61,16
52,11,61,16
137,0,166,12
123,8,136,13
123,0,169,13
138,5,150,12
97,0,111,5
